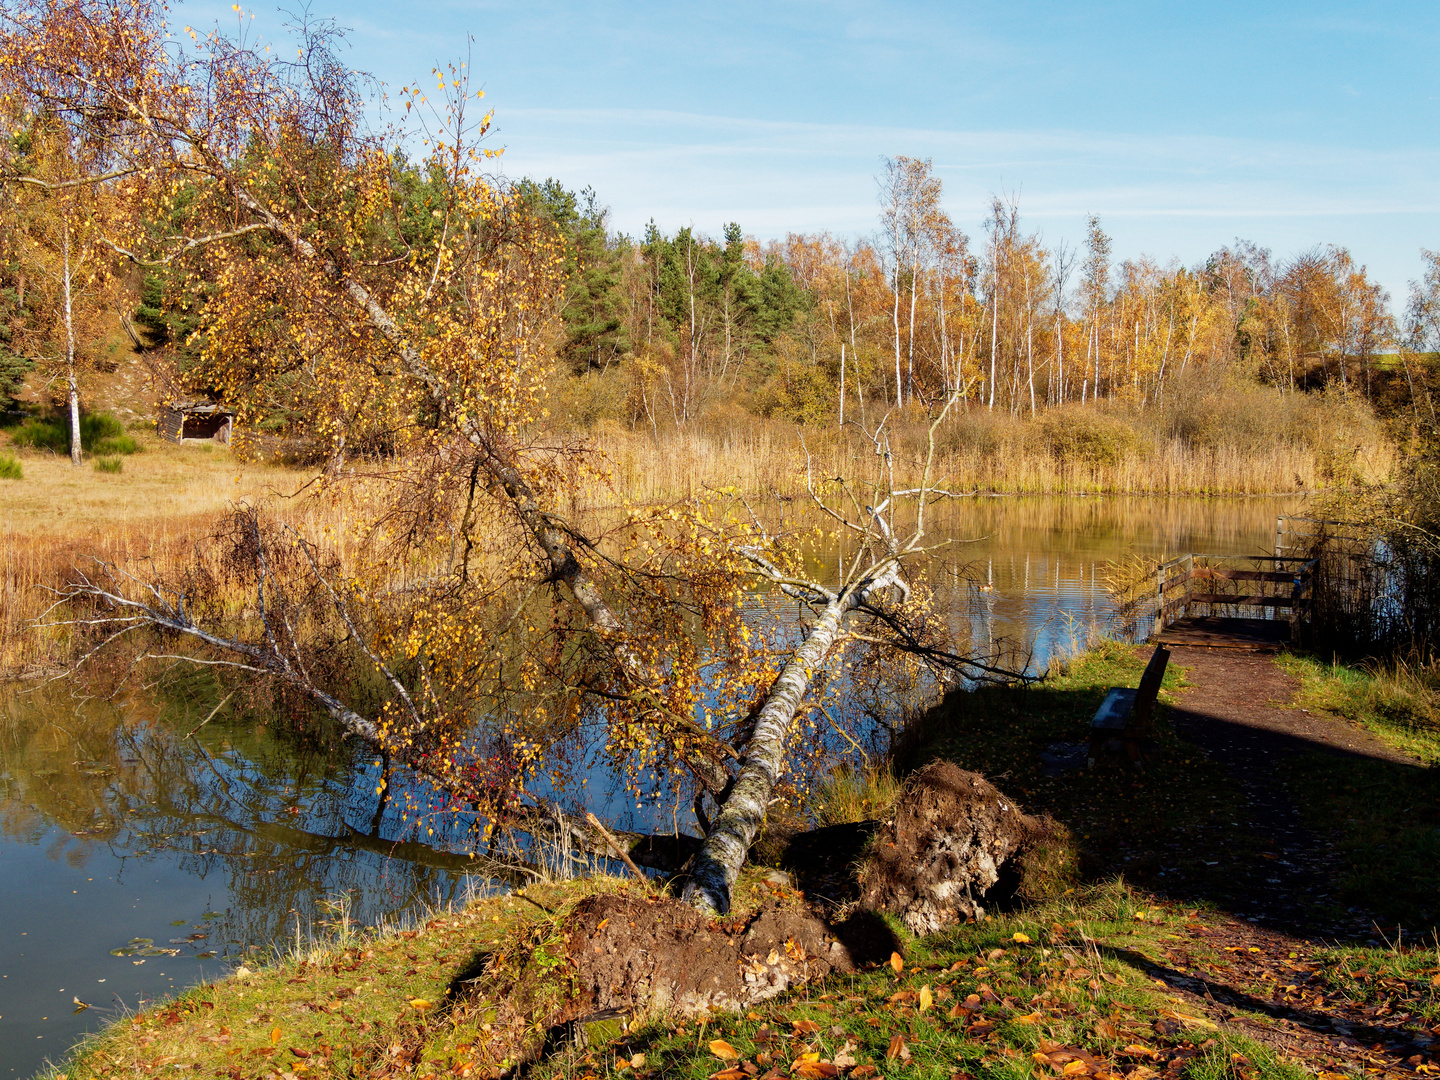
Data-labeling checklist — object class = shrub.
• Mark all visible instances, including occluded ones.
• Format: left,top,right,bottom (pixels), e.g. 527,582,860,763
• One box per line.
92,455,123,474
92,432,140,455
0,452,20,480
1037,407,1140,466
9,417,69,453
7,411,140,455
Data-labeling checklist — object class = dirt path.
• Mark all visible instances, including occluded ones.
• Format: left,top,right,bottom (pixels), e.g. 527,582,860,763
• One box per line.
1161,645,1420,935
1141,645,1436,1077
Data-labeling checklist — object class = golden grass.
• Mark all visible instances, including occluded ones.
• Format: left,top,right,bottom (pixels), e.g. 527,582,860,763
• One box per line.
0,430,310,676
0,387,1395,676
584,409,1393,504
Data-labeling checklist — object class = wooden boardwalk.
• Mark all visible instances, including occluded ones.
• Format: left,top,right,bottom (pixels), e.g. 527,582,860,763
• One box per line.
1146,550,1314,652
1153,615,1291,650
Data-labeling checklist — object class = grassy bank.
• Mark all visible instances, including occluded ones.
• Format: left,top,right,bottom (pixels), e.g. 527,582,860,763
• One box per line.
1276,653,1440,766
42,874,1318,1080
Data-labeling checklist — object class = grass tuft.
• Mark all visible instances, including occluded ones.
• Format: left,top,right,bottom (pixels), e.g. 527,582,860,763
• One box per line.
811,764,903,826
92,455,123,474
0,452,19,480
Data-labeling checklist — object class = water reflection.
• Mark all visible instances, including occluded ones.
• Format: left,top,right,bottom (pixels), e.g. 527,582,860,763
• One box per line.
800,495,1302,673
0,678,490,1076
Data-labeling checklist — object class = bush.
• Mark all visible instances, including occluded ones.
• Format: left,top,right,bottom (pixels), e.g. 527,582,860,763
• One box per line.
0,452,21,479
92,455,123,474
7,411,140,455
9,417,68,453
1037,407,1140,466
92,432,140,455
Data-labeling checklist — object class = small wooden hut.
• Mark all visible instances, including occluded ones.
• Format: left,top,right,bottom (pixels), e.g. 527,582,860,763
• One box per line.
157,401,235,444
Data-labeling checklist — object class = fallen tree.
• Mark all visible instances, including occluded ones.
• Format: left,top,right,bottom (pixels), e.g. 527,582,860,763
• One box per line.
6,0,1018,915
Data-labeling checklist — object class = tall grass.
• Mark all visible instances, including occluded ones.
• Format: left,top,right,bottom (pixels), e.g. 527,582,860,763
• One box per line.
580,386,1390,501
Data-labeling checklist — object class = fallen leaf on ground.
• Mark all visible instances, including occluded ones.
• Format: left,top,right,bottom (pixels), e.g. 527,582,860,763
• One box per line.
890,952,904,973
886,1034,911,1062
709,1040,741,1061
794,1062,839,1079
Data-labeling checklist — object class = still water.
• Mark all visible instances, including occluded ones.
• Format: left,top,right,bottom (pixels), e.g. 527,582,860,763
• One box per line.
0,495,1300,1074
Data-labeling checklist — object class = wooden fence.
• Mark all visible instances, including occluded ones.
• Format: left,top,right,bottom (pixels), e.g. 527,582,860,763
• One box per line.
1149,553,1317,638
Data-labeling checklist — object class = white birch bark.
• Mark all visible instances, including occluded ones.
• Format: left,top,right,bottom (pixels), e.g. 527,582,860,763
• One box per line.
62,224,81,466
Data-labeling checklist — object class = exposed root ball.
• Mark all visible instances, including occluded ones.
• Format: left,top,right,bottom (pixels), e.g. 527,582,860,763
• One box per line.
556,893,891,1018
858,760,1071,935
466,891,900,1070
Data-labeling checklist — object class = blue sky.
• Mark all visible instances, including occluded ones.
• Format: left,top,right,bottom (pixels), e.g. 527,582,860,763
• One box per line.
218,1,1437,303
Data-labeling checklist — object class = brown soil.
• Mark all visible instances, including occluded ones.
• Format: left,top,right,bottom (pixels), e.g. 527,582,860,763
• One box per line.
858,761,1070,934
459,892,900,1070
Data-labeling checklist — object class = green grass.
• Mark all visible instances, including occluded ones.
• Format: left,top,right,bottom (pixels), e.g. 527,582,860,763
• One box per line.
0,452,20,480
8,412,141,457
91,456,123,474
1266,652,1440,925
48,878,1307,1080
1276,652,1440,764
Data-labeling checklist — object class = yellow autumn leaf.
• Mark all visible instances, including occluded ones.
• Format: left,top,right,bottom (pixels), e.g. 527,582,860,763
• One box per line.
270,1025,282,1045
409,998,433,1011
1013,1011,1043,1025
1012,932,1032,943
708,1040,740,1061
918,984,933,1012
889,951,904,973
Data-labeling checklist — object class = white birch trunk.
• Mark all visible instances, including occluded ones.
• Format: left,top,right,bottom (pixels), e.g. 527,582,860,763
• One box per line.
683,562,898,914
63,224,81,466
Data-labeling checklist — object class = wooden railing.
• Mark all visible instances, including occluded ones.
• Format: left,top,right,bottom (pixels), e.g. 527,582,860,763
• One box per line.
1149,553,1317,638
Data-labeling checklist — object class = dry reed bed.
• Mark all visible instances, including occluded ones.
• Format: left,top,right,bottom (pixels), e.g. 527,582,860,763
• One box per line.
1,395,1392,676
587,424,1392,503
0,439,339,677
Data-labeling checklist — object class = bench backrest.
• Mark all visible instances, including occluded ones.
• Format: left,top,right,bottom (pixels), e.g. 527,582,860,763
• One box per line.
1130,645,1171,728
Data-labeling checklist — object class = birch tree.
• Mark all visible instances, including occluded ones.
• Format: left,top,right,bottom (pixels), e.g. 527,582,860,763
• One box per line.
6,0,999,918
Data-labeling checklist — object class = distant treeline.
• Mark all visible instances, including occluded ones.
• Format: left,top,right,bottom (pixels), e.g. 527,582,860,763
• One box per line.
516,159,1439,431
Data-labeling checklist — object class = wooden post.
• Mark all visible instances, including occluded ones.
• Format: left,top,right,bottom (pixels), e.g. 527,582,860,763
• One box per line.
1153,561,1166,639
1183,554,1194,621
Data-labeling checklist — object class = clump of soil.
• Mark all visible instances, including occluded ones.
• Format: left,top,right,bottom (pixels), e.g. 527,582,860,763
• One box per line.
858,760,1072,934
468,891,898,1069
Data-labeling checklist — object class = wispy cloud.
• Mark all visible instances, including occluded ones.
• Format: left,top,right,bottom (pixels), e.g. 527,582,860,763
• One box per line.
486,106,1439,295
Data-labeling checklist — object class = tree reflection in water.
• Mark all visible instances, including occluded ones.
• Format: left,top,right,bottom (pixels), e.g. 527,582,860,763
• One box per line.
0,674,507,957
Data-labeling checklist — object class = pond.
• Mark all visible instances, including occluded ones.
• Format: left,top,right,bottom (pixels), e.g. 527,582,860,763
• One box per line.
0,494,1300,1075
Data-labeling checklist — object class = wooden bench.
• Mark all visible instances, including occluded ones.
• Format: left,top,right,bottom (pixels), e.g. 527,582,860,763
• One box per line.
1087,645,1170,767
